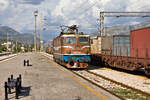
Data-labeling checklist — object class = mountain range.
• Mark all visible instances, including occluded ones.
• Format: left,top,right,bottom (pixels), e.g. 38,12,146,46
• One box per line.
0,26,39,44
0,20,150,44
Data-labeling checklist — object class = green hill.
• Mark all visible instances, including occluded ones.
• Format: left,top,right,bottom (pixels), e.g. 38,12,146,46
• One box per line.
0,26,39,44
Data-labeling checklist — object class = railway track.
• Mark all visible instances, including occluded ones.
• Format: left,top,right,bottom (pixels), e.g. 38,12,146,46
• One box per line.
0,52,12,56
71,70,150,100
42,52,150,100
0,53,17,61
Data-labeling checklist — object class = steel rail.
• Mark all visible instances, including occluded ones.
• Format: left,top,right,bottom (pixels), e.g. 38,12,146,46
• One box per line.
85,70,150,99
71,70,125,100
0,52,12,56
0,54,16,61
42,53,124,100
43,53,150,99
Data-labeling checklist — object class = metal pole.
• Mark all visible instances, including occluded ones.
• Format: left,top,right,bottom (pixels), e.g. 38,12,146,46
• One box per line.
100,12,105,36
16,40,17,52
35,15,37,52
34,11,38,52
103,11,150,13
6,32,8,52
40,13,43,52
99,11,150,36
100,12,101,36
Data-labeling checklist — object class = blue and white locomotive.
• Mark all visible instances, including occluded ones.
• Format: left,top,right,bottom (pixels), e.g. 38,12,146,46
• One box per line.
52,25,91,68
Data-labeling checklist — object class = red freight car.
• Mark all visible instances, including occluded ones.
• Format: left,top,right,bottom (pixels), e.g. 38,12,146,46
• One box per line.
130,27,150,58
91,27,150,75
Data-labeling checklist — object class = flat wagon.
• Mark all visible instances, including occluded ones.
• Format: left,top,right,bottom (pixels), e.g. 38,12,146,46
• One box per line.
91,27,150,75
130,27,150,58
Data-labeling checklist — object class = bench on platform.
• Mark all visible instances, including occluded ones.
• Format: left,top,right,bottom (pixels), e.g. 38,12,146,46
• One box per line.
4,74,22,100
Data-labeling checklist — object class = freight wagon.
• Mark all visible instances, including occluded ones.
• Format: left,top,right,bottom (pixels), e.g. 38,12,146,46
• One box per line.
91,35,130,56
52,25,91,68
130,27,150,58
113,35,130,56
91,36,113,54
91,27,150,75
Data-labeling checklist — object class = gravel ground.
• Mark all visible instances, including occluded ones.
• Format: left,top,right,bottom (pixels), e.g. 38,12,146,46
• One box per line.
42,53,150,94
41,53,150,94
89,67,150,94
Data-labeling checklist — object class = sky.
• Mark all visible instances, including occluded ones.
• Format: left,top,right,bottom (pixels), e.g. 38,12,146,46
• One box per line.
0,0,150,40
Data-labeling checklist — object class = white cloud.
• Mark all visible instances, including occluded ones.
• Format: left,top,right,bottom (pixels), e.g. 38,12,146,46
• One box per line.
0,0,9,11
0,0,150,35
126,0,150,11
3,4,36,31
68,20,78,26
51,0,102,27
130,21,140,25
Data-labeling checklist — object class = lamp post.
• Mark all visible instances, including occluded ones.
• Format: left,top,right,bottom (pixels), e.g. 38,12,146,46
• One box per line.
40,13,47,52
34,10,38,52
6,32,8,52
40,13,43,52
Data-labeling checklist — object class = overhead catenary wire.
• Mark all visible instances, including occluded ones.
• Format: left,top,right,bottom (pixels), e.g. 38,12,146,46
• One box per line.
125,2,150,11
40,0,101,32
100,11,150,36
68,0,101,21
66,0,101,31
43,0,150,35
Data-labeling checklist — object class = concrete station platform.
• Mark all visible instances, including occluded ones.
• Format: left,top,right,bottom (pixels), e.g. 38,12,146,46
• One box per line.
0,54,17,61
0,53,120,100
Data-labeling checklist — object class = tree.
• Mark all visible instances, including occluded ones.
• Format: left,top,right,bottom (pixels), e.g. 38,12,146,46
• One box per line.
0,45,7,52
13,46,21,53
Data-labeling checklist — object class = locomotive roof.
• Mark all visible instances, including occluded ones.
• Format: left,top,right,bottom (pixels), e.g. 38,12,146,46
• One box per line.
59,30,89,36
61,34,90,37
53,25,90,40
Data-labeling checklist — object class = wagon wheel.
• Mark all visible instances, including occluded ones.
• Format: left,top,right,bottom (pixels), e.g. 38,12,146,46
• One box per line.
145,68,150,76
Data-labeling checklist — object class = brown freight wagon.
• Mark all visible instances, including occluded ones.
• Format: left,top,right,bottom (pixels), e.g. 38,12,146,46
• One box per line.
91,32,150,75
130,27,150,58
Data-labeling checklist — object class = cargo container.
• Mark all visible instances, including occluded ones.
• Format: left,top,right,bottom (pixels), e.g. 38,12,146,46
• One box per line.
91,35,130,56
91,37,100,53
130,27,150,58
91,36,113,54
113,35,130,56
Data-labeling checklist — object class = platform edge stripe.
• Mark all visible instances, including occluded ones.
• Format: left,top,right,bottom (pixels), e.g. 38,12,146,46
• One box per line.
0,54,17,63
42,53,108,100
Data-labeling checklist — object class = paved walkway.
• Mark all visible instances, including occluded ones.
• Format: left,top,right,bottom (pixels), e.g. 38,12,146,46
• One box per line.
0,53,120,100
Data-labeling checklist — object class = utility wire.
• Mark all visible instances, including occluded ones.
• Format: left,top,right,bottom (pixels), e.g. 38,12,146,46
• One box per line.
70,0,101,21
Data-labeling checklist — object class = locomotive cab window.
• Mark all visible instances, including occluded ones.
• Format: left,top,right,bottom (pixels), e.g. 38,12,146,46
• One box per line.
79,37,89,44
65,37,76,44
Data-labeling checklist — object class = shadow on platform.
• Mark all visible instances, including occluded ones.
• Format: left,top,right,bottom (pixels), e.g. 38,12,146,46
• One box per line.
73,96,82,100
8,86,31,100
19,86,31,97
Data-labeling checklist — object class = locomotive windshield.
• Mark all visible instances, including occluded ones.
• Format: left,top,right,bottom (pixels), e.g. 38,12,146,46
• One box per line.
79,37,89,44
65,37,76,44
